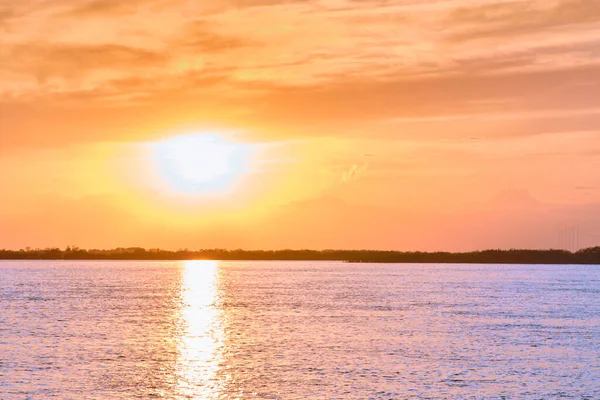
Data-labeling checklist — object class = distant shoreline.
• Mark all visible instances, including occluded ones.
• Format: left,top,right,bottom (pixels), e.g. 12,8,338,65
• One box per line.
1,247,600,264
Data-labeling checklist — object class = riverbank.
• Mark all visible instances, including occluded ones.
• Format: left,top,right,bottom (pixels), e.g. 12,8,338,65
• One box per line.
2,247,600,264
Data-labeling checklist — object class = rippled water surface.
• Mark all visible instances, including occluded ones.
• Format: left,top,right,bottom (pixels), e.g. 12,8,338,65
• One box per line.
1,261,599,399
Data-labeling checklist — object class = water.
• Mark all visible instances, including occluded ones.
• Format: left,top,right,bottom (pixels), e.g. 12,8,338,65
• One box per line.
1,261,599,399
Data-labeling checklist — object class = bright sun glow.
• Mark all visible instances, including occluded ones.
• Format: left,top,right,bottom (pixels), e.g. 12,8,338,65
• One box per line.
152,133,252,195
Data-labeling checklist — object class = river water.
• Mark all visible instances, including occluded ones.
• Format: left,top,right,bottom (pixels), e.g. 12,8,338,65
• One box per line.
1,261,598,399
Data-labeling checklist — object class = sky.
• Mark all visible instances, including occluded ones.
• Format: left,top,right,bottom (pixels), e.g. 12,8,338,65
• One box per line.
1,0,600,251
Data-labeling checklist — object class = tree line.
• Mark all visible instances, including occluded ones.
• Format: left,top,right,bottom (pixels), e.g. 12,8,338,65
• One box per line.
1,246,600,264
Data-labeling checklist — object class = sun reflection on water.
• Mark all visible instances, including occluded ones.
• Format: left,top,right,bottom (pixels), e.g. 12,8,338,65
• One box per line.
177,260,224,398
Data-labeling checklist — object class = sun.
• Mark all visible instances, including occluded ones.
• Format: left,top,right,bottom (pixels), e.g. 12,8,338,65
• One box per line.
152,133,252,195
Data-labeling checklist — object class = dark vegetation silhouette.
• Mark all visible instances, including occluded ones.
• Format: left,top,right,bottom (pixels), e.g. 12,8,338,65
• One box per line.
1,246,600,263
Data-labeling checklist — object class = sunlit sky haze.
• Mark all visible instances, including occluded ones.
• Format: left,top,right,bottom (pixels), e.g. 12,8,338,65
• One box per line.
1,0,600,251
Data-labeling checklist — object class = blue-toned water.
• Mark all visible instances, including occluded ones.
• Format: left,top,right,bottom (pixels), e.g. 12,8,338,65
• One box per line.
1,261,599,399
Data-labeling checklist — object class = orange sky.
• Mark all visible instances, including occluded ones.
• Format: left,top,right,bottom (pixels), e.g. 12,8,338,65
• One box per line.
1,0,600,251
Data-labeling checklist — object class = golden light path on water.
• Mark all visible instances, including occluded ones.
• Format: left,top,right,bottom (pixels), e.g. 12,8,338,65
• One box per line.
177,260,224,398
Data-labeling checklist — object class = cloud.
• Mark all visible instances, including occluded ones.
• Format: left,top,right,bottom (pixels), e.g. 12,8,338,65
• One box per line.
2,59,599,150
0,9,14,31
3,42,167,84
448,0,600,42
342,163,368,183
173,20,258,53
243,63,600,135
63,0,157,17
0,0,599,149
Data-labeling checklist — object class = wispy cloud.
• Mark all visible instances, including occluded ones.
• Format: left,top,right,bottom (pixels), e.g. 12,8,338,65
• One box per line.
448,0,600,42
0,0,599,146
342,163,368,183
